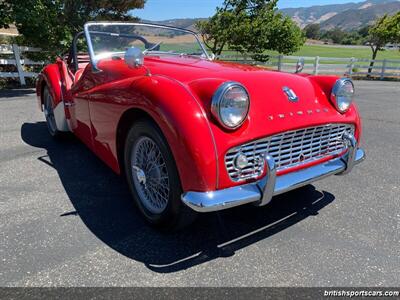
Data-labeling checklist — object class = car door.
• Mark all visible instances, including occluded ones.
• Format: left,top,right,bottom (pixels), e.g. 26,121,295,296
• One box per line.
68,72,93,149
61,32,96,150
55,59,91,147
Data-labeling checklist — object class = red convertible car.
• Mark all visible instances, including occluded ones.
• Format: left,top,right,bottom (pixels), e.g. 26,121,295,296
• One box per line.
36,22,365,229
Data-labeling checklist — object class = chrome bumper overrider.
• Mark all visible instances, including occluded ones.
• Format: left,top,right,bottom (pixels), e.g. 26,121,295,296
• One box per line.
181,133,365,213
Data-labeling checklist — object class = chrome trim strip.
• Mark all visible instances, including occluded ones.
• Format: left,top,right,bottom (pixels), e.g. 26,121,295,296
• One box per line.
181,145,365,213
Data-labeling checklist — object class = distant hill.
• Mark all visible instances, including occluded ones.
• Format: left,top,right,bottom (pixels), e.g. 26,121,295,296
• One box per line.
142,0,400,32
319,1,400,30
280,0,400,30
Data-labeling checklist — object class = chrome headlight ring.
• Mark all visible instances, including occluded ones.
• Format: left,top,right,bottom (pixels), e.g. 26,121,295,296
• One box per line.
330,78,355,113
211,81,250,130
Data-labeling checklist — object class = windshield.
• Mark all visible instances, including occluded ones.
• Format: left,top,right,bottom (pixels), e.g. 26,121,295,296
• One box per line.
84,22,210,67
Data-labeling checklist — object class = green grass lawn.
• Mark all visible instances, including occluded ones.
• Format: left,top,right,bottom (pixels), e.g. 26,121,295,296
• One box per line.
222,44,400,61
284,45,400,60
142,41,400,61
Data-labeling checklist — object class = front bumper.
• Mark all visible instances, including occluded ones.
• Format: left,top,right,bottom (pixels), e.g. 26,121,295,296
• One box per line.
181,132,365,212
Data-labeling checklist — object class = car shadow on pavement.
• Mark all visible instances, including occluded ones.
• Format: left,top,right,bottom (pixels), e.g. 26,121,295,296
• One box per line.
0,88,36,98
21,121,336,273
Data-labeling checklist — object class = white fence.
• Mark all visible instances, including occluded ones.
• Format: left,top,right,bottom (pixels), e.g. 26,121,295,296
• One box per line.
219,54,400,79
1,44,400,86
0,44,43,86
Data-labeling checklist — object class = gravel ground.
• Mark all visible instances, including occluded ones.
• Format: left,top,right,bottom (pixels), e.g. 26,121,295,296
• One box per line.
0,81,399,287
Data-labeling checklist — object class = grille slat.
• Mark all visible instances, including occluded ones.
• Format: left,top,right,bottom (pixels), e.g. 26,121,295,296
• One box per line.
225,123,354,182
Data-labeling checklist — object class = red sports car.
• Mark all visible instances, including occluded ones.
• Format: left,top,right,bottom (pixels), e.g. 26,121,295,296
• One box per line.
36,22,365,230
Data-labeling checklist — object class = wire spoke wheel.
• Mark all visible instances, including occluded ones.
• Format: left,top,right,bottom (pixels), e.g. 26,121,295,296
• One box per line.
124,120,197,230
131,136,170,214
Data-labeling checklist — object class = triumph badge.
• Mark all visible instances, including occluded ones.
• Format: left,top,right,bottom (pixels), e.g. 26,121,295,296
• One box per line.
283,86,298,102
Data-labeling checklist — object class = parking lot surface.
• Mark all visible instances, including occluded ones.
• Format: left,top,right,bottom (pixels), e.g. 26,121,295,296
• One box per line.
0,81,399,286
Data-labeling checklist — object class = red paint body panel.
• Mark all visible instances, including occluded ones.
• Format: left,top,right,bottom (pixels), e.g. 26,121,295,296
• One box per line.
36,54,362,192
83,63,218,191
36,64,63,109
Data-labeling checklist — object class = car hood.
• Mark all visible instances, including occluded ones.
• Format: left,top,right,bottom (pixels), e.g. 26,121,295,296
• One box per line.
145,55,276,83
146,57,358,150
100,55,358,142
144,55,358,135
145,56,328,114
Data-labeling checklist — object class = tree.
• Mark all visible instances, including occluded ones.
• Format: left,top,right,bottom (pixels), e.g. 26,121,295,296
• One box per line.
366,12,400,75
341,31,362,45
323,28,346,44
0,0,146,60
0,0,13,28
358,25,371,39
195,0,305,61
304,24,320,40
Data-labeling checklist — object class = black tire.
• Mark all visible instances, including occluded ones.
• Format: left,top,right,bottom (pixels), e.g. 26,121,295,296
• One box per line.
43,86,61,138
124,119,197,231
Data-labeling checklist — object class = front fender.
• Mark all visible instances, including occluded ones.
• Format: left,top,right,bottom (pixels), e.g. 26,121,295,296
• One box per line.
36,63,63,109
308,75,362,141
130,75,218,192
36,62,70,132
82,74,219,192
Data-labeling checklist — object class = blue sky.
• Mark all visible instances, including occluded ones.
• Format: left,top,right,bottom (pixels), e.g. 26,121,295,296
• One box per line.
134,0,365,20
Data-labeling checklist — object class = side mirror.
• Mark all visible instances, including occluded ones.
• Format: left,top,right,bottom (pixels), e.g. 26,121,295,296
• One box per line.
295,58,305,73
125,47,144,68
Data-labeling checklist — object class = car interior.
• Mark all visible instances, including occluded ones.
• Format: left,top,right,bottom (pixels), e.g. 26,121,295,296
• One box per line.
59,31,160,90
63,32,90,86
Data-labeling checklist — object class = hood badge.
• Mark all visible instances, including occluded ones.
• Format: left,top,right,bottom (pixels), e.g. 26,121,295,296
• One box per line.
283,86,298,102
267,108,329,121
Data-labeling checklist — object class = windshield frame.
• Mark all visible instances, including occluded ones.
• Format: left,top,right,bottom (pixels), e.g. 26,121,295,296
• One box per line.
83,21,211,71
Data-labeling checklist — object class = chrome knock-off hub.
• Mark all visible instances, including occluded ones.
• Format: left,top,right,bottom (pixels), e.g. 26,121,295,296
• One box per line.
133,166,147,186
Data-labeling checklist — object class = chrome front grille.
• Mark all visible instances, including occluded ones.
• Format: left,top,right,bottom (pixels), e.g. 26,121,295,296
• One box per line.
225,123,355,182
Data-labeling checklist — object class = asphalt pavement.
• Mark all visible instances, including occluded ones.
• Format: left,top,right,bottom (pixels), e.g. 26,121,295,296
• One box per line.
0,81,399,286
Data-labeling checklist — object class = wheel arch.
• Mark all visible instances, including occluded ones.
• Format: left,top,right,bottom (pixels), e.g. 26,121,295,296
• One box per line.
36,64,63,108
112,75,218,192
36,63,70,132
116,107,154,175
36,77,46,109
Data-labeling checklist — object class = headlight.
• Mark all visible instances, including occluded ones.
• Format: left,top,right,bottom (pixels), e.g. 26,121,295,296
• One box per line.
211,82,250,129
330,78,354,113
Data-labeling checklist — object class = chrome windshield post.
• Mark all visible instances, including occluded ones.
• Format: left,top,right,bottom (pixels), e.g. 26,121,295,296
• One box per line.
339,132,357,175
255,154,277,206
